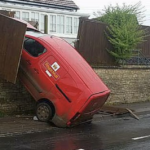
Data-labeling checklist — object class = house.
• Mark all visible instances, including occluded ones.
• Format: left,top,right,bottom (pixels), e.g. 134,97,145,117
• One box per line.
0,0,88,45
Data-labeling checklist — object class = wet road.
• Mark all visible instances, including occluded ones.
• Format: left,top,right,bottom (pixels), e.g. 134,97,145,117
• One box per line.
0,114,150,150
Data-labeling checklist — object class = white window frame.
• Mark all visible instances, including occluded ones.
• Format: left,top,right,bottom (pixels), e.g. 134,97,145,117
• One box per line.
9,8,80,37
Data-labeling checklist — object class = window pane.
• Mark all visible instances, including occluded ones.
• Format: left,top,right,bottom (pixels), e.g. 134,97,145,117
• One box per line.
31,12,35,20
31,12,39,22
50,15,56,32
66,17,72,34
35,13,39,20
14,11,20,19
74,18,79,34
57,15,64,33
22,12,29,21
41,14,45,32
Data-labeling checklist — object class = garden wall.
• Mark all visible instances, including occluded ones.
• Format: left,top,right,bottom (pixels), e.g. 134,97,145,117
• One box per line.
0,78,35,115
94,67,150,104
0,66,150,114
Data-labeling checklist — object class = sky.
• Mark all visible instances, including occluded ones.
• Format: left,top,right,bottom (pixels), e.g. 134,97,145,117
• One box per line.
73,0,150,26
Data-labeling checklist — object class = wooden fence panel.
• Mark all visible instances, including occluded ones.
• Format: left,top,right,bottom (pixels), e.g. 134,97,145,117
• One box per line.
75,18,150,66
75,18,116,66
0,14,26,83
139,26,150,57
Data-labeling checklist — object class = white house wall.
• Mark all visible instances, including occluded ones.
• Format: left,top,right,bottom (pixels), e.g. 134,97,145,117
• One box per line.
0,1,89,45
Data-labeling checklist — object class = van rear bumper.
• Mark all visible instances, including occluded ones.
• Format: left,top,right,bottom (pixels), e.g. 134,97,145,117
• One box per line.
68,90,110,127
51,90,110,127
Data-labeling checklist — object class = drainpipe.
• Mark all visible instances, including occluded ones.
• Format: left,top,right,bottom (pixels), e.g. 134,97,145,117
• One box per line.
44,15,48,34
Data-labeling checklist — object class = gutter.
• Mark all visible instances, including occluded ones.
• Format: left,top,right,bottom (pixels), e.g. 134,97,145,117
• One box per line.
0,2,89,17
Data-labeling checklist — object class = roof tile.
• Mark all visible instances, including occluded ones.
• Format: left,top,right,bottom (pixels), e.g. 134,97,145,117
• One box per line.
19,0,79,9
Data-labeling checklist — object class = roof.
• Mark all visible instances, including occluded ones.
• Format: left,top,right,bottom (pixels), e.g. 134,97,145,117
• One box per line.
12,0,79,10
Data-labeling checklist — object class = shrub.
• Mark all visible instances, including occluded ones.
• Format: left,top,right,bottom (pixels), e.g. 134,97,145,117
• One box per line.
96,3,146,63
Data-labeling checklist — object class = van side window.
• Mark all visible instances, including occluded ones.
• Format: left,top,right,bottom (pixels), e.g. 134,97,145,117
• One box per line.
24,38,46,57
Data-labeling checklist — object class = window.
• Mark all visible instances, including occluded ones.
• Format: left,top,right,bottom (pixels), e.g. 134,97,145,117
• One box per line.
66,17,72,34
24,38,46,57
50,15,56,32
22,12,29,21
31,12,39,22
57,15,64,34
41,14,45,32
74,18,79,34
14,11,20,19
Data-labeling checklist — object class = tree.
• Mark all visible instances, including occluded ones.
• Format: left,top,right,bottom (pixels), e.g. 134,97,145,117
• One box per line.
95,3,146,63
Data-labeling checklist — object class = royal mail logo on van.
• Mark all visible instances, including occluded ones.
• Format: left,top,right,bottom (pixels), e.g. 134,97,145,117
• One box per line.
44,62,59,80
51,62,60,71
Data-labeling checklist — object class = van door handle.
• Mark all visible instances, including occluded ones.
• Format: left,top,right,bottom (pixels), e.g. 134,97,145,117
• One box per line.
26,60,31,65
34,68,39,74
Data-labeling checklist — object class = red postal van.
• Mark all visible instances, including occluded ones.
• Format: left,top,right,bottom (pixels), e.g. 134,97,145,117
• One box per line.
18,30,110,127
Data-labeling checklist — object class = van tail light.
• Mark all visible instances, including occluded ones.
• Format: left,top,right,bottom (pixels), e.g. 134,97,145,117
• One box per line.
71,112,81,122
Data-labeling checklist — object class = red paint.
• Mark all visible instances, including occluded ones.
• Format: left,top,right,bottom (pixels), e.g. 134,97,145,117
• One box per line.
17,20,110,127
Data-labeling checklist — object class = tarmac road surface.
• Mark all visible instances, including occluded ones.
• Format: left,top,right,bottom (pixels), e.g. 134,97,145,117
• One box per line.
0,111,150,150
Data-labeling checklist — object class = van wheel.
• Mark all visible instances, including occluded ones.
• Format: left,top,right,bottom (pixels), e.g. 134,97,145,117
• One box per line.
36,102,52,122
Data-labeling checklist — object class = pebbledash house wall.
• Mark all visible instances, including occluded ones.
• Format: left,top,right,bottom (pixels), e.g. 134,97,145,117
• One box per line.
0,67,150,114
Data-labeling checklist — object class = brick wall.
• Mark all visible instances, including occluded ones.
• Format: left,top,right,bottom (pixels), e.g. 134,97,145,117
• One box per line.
0,67,150,115
94,67,150,104
0,78,36,115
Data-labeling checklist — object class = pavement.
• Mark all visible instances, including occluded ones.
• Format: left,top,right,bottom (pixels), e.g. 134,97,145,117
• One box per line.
0,116,54,137
113,101,150,114
0,101,150,137
100,101,150,116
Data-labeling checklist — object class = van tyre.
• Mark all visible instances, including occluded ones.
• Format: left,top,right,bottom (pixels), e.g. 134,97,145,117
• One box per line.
36,102,52,122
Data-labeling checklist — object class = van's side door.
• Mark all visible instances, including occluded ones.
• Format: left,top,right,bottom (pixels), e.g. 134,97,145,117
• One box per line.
19,37,53,99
